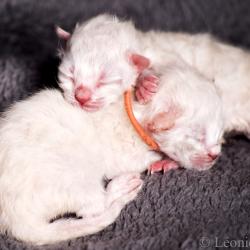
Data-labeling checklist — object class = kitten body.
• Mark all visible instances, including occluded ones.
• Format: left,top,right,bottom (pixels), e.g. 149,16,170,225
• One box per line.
0,89,159,244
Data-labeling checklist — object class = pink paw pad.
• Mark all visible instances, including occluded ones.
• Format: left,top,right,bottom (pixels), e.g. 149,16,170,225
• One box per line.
135,73,159,104
148,159,179,175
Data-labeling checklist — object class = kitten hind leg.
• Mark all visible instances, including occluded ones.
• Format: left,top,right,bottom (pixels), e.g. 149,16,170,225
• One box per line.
10,173,142,245
52,173,142,242
105,172,143,206
60,172,143,240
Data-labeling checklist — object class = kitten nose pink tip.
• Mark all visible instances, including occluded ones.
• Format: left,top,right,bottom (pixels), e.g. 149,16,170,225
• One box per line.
207,153,218,161
207,145,220,160
75,86,92,105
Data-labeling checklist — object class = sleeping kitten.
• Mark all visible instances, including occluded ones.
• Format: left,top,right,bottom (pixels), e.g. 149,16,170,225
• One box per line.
57,15,224,171
0,89,159,245
139,27,250,137
58,14,250,170
56,15,146,111
1,14,246,246
0,56,225,243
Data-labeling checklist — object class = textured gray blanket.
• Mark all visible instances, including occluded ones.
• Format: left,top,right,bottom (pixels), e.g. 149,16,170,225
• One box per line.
0,0,250,249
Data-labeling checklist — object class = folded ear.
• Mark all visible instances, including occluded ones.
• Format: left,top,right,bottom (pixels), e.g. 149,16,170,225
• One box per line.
55,26,71,40
147,106,182,133
129,53,150,73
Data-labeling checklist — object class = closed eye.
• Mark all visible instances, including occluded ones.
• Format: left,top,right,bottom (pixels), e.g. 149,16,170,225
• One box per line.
59,67,73,78
96,77,122,89
99,76,122,85
59,68,75,84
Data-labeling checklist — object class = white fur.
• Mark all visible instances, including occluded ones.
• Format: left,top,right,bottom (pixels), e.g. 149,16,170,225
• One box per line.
58,15,141,109
60,14,250,168
138,27,250,166
141,29,250,135
0,60,223,244
2,14,249,245
137,61,223,170
59,15,225,170
0,89,160,245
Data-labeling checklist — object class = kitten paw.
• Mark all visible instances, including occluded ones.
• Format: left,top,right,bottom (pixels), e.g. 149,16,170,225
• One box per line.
148,159,179,175
106,173,143,206
135,70,159,104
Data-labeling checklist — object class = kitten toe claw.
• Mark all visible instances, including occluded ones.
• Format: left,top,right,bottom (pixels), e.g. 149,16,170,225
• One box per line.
148,159,179,174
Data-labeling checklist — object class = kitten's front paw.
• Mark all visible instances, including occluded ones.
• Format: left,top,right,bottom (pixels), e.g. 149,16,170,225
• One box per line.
135,71,159,104
106,173,143,206
148,159,179,175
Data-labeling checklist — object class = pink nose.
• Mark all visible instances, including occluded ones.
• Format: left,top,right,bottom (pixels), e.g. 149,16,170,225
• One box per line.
207,144,220,161
207,153,219,161
75,86,92,105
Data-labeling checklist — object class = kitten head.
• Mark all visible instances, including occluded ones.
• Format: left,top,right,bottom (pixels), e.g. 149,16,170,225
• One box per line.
142,63,224,170
56,14,149,111
147,110,223,170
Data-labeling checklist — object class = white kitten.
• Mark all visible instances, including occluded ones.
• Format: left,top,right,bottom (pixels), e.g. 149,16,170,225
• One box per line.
0,60,224,243
57,15,224,171
0,89,160,245
57,15,146,111
140,28,250,137
1,13,247,246
0,40,228,244
138,61,223,171
59,14,250,170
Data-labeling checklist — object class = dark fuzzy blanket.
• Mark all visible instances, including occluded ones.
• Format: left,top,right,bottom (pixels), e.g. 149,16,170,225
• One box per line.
1,1,250,249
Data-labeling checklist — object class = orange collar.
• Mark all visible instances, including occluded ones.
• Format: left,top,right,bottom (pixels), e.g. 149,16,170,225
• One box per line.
124,89,160,151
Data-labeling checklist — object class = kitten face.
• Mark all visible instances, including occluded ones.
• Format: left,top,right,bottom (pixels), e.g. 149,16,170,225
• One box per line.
142,61,225,170
58,55,135,111
57,15,144,111
152,119,223,170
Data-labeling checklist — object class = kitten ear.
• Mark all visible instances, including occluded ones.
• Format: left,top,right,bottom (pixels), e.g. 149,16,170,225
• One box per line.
55,26,71,40
129,53,150,73
147,106,182,133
